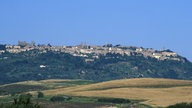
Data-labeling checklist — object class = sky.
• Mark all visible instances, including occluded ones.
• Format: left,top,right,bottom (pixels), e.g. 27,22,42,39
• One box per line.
0,0,192,61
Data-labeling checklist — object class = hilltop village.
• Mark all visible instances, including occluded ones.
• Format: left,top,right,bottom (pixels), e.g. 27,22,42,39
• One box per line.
0,41,180,61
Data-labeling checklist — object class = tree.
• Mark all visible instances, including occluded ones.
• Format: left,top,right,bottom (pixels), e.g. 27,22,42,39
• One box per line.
37,92,44,98
0,44,6,50
167,102,192,108
2,94,40,108
50,95,72,102
47,43,52,47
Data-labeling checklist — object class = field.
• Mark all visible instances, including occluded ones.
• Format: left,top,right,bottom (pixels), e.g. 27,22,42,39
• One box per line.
0,79,94,95
43,78,192,107
0,79,95,104
1,78,192,107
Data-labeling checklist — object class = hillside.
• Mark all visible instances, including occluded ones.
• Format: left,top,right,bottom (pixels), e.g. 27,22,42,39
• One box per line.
1,78,192,107
0,44,192,84
0,79,94,96
43,78,192,107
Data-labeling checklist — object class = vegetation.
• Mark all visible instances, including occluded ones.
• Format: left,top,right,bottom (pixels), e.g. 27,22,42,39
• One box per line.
0,44,6,50
43,78,192,107
0,78,192,107
0,94,40,108
50,95,72,102
0,84,46,95
37,92,44,98
167,102,192,108
0,50,192,84
0,79,94,98
1,44,192,108
97,97,130,104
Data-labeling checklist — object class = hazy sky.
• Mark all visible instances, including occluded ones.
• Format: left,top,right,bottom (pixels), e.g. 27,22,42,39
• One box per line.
0,0,191,61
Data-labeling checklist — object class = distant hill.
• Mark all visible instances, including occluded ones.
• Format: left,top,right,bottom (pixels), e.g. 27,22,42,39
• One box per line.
0,44,192,84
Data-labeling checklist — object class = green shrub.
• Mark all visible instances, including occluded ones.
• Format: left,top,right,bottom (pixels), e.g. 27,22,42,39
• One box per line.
50,95,72,102
97,98,130,104
167,102,192,108
37,92,44,98
1,94,40,108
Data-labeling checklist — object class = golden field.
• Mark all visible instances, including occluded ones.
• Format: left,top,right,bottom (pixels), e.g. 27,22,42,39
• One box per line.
43,78,192,107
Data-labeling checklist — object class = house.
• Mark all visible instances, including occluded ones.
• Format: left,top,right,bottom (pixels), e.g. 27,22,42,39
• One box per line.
0,50,5,53
40,65,46,68
13,45,21,49
162,52,177,57
5,45,13,49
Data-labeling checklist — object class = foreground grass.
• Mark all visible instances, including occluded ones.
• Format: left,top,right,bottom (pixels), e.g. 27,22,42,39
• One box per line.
0,79,95,95
0,95,151,108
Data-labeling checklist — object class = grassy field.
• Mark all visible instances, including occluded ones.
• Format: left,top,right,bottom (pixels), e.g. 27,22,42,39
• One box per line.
1,78,192,107
42,78,192,107
0,79,95,95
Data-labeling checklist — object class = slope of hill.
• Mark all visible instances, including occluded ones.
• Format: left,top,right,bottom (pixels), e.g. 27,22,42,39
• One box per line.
0,79,94,96
43,78,192,107
0,48,192,84
0,78,192,107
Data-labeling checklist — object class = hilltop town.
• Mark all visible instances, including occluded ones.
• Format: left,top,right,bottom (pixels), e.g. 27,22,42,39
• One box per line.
0,41,180,61
0,41,192,84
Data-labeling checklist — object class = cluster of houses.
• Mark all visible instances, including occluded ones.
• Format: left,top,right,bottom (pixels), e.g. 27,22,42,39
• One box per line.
0,41,180,61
